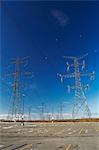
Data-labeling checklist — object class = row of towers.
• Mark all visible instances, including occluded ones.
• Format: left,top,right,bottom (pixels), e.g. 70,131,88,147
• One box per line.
7,53,95,120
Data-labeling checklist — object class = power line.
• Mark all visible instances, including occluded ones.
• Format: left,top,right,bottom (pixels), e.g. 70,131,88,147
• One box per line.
3,5,58,75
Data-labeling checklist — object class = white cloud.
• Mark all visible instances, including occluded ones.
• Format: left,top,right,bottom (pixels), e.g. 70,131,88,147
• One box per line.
51,10,69,28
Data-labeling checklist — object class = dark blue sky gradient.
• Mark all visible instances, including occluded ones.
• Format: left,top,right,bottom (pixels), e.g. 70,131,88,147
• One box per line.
1,1,99,115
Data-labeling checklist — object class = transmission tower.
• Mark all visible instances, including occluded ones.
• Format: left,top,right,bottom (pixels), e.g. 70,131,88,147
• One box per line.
7,57,31,120
38,103,45,120
57,53,95,119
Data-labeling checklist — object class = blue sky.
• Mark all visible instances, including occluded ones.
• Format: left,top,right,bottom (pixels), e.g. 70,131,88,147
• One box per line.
0,1,99,117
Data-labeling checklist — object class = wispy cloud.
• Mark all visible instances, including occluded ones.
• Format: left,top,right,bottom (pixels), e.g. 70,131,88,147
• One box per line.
51,10,69,28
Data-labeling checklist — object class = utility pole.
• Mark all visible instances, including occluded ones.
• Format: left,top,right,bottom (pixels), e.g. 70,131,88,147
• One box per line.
59,102,66,120
7,57,31,120
41,102,45,120
59,103,63,120
28,106,31,121
51,106,54,121
57,53,95,119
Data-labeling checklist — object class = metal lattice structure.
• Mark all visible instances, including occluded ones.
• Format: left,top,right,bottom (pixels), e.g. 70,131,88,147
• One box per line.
7,57,31,120
58,53,95,119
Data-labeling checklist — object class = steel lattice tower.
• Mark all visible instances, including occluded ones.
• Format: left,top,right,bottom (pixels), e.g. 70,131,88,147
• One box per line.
7,57,31,120
57,53,95,119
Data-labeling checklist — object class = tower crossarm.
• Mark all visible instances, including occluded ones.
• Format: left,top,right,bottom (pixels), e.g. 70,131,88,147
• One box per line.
6,73,15,77
80,72,95,78
6,72,31,77
63,56,76,60
11,59,25,65
77,53,88,60
21,71,32,76
57,73,75,83
6,72,20,77
64,73,75,78
64,53,88,61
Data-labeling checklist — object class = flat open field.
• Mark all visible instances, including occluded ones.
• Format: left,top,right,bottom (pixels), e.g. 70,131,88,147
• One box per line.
0,122,99,150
